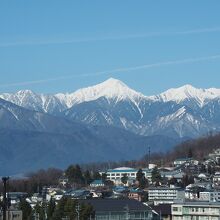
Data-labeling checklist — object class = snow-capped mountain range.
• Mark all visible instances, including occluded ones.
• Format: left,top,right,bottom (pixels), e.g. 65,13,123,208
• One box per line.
1,78,220,138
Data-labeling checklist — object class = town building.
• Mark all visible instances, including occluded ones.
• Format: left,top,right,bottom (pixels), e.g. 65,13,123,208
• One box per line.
173,158,199,167
208,148,220,164
172,201,220,220
185,184,207,200
80,198,153,220
174,158,191,167
161,170,185,182
0,210,22,220
199,190,220,202
213,172,220,184
148,186,185,205
104,167,152,185
128,189,145,202
150,204,172,220
90,180,105,188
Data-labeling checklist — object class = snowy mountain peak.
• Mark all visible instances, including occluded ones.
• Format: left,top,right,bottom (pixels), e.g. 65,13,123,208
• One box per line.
56,78,146,107
16,89,35,94
100,77,128,88
154,84,220,106
15,89,39,98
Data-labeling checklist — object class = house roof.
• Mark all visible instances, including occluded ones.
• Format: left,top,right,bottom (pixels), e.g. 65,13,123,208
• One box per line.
148,186,183,191
80,198,151,212
90,180,104,185
150,204,171,216
174,157,192,162
106,167,152,173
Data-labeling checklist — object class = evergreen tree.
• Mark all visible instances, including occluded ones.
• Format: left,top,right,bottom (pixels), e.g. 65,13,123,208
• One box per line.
47,199,56,219
151,167,162,185
51,198,94,220
121,174,128,185
84,170,92,185
136,169,148,189
92,171,101,180
168,177,178,186
35,203,45,220
80,203,94,220
181,174,194,187
63,198,77,219
65,164,84,184
136,169,144,182
101,173,107,182
18,199,32,220
52,197,67,220
188,148,193,158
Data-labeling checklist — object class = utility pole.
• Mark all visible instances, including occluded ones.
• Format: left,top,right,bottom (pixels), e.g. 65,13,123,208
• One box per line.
148,146,151,169
2,177,9,220
76,203,80,220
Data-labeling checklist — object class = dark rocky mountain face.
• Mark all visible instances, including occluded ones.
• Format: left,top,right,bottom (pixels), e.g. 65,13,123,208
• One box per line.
0,98,180,175
2,79,220,174
62,97,218,138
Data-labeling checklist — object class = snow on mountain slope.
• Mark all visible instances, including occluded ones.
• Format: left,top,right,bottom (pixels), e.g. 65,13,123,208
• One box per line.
153,84,220,106
2,78,220,139
2,79,220,114
0,90,66,114
55,78,147,108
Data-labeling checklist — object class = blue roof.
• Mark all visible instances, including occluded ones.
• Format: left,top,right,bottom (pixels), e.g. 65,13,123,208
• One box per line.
107,169,137,173
175,157,192,161
107,168,151,173
91,179,104,185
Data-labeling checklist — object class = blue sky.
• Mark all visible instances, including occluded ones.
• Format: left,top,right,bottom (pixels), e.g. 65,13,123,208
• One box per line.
0,1,220,95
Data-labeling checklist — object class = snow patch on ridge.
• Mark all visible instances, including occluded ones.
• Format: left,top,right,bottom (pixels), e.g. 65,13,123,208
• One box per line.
55,78,147,108
152,84,220,107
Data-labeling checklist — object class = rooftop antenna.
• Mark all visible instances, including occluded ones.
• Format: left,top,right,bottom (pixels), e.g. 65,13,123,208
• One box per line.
148,146,151,169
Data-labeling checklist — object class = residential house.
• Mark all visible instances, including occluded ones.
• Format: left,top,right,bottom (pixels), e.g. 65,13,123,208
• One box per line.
128,189,145,202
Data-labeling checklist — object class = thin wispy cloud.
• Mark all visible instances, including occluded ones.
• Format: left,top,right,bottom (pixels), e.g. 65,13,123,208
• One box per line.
0,27,220,47
0,54,220,89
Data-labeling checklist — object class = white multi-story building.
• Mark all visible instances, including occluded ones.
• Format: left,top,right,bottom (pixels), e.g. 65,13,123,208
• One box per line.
209,148,220,164
172,201,220,220
161,170,185,182
213,172,220,184
148,186,185,205
174,158,191,167
199,190,220,202
104,167,152,184
173,158,199,167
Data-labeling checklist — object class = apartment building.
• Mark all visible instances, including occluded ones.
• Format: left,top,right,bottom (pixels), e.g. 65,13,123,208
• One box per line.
148,186,185,205
104,167,152,184
172,201,220,220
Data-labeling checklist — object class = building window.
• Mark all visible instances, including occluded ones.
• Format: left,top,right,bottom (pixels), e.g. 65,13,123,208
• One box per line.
173,207,179,212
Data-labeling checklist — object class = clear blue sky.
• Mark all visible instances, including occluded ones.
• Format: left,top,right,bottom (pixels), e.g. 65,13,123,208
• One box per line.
0,0,220,95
